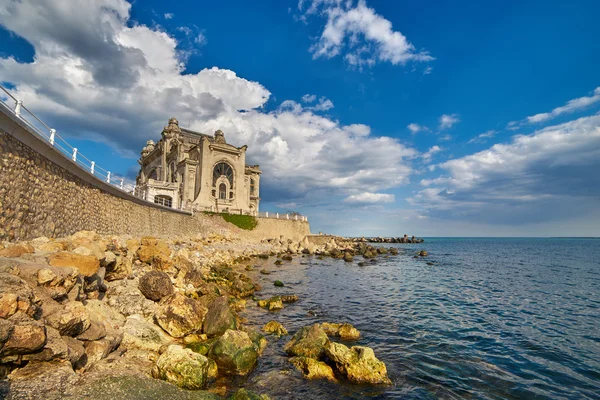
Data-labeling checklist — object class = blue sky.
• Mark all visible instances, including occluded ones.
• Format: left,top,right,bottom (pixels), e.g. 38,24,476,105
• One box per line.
1,0,599,236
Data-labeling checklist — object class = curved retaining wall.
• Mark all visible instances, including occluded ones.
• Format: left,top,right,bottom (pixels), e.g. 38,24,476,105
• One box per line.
0,110,310,242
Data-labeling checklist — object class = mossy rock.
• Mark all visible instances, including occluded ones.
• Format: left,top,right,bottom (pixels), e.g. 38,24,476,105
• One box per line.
208,330,258,376
273,280,284,287
228,388,271,400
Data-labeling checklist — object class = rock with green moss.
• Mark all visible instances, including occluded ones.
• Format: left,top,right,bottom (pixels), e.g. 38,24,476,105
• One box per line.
273,280,284,287
203,296,237,337
320,322,361,340
324,342,391,385
152,345,212,390
262,320,288,337
208,329,258,375
284,324,329,359
155,293,207,338
289,356,336,381
228,388,271,400
257,296,283,311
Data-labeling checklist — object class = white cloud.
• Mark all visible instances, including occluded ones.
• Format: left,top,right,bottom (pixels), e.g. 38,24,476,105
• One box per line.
0,0,417,206
467,129,497,144
527,87,600,124
302,94,317,103
299,0,433,69
344,192,395,204
195,32,207,46
407,123,426,134
422,145,442,161
410,115,600,224
423,66,433,75
439,114,459,130
164,13,174,19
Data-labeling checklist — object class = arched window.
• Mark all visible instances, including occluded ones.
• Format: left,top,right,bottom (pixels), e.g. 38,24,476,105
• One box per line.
154,195,172,208
250,178,255,196
148,169,158,180
219,183,227,200
213,162,233,186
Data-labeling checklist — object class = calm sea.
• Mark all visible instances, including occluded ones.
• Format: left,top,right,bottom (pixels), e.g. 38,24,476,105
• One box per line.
240,238,600,399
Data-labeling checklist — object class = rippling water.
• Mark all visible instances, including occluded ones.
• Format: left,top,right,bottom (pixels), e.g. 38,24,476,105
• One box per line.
239,238,600,399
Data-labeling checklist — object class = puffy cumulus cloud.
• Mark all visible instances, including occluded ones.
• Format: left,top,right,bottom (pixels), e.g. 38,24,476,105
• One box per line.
439,114,459,130
421,145,442,162
527,87,600,124
409,115,600,224
299,0,433,69
302,93,317,103
0,0,417,205
407,123,426,134
344,192,395,205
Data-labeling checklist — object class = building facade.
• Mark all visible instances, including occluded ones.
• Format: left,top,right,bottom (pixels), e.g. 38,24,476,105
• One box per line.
136,118,261,214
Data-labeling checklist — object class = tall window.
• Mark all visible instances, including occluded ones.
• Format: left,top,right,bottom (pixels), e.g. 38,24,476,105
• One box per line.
250,178,255,196
213,163,233,186
219,183,227,200
170,162,177,182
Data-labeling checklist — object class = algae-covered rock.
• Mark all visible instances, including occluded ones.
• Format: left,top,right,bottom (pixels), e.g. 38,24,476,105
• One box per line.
208,329,258,375
419,250,428,257
324,342,391,384
256,296,283,311
152,344,212,390
202,296,237,337
273,280,284,287
121,314,173,352
289,356,336,381
155,293,207,338
284,324,329,359
139,271,174,301
262,320,288,337
320,322,360,340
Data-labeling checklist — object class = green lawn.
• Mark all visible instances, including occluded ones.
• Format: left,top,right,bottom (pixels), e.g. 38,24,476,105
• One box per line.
220,213,258,230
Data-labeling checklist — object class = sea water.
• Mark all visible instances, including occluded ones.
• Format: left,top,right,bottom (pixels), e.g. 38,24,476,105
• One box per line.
240,238,600,399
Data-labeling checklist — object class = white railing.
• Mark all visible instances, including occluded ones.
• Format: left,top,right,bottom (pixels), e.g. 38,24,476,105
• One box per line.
257,211,308,222
0,85,141,197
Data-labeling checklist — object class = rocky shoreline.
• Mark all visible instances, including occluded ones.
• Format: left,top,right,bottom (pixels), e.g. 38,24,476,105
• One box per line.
349,234,424,243
0,231,419,399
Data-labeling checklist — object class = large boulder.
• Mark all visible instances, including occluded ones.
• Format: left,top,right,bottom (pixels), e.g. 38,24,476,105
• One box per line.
103,251,133,281
0,243,34,258
284,324,329,359
289,356,336,381
0,273,40,318
0,319,46,356
324,342,391,384
138,271,174,301
21,326,69,363
47,252,99,277
152,344,212,390
106,278,157,318
120,314,173,352
155,293,207,338
46,302,91,337
320,322,361,340
136,237,172,270
202,296,237,337
208,329,258,375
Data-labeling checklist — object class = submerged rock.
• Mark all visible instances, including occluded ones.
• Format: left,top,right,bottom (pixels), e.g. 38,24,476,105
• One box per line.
284,324,329,359
152,344,212,390
324,342,391,385
208,329,258,376
289,356,336,381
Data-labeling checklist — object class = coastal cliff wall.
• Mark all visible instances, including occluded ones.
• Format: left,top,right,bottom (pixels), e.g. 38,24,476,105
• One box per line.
0,111,309,242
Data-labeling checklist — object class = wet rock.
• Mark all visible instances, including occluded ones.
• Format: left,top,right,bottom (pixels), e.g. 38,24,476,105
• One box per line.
281,295,298,303
274,260,282,266
389,248,399,255
261,320,288,337
208,329,258,376
343,253,354,262
121,314,173,352
324,342,391,384
257,296,283,311
46,302,91,337
139,271,174,301
155,293,207,338
203,296,237,338
47,252,100,277
0,319,46,356
281,254,293,261
229,388,271,400
152,344,212,390
259,269,270,275
419,250,428,257
289,356,336,381
320,322,361,340
284,324,329,359
273,280,284,287
0,243,34,258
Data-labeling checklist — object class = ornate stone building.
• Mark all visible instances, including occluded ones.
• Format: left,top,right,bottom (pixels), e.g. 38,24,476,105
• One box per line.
136,118,261,213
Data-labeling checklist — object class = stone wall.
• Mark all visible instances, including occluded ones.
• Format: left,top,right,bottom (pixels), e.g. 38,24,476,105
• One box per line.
0,113,309,242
